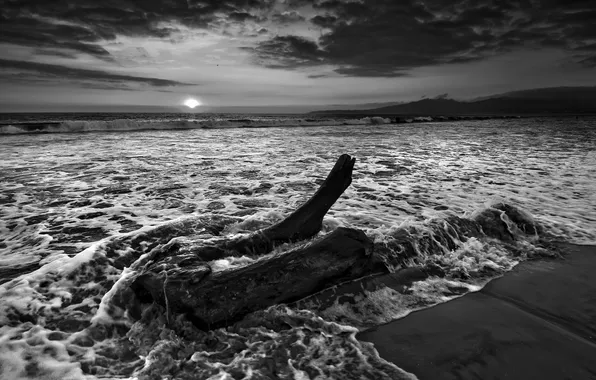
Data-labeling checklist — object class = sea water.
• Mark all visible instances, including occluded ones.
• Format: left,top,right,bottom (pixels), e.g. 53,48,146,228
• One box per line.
0,114,595,379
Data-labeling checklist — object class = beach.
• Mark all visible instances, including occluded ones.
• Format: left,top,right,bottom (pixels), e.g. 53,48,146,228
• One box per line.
2,0,596,377
1,118,594,379
359,243,596,380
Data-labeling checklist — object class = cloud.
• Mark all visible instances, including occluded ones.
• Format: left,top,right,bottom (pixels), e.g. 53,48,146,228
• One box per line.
249,0,596,76
0,0,276,59
333,65,410,77
1,0,595,78
0,15,114,59
34,49,78,59
271,11,305,24
242,35,326,68
228,12,260,22
0,59,195,90
577,55,596,68
310,15,338,29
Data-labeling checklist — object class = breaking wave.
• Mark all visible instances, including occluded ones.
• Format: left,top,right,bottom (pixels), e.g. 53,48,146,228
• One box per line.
0,117,392,134
1,116,594,379
0,202,562,380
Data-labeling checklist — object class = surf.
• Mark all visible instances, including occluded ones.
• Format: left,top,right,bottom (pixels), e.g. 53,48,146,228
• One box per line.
0,117,393,135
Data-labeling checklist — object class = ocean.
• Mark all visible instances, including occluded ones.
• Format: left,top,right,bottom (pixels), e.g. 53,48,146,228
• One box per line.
0,113,595,379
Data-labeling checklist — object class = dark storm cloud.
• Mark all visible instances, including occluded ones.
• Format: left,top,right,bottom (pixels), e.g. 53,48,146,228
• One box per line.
577,56,596,67
2,0,596,76
0,14,113,59
310,15,338,29
0,59,194,88
333,65,410,77
271,11,305,24
228,12,260,22
241,35,326,68
35,49,78,59
254,0,596,76
0,0,276,58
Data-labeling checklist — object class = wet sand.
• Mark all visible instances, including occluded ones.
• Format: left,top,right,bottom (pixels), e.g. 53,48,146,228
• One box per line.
358,244,596,380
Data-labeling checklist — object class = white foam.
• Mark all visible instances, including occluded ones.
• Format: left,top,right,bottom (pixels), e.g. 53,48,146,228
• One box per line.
0,125,25,134
424,237,519,280
0,116,393,135
126,305,418,379
90,266,136,326
209,256,255,272
1,117,594,379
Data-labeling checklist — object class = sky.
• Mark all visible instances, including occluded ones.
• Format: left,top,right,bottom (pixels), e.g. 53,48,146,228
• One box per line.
1,0,595,112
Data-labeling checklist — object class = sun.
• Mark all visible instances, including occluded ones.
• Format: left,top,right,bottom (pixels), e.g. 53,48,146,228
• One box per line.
184,98,201,108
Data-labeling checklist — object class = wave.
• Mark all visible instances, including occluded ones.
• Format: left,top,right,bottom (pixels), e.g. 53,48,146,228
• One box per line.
0,116,393,134
0,202,564,379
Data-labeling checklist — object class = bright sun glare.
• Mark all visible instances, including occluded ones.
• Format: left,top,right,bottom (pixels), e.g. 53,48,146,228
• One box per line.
184,98,201,108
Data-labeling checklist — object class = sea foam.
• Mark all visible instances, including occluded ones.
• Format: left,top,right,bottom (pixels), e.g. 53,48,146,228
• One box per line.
0,116,594,379
0,116,392,134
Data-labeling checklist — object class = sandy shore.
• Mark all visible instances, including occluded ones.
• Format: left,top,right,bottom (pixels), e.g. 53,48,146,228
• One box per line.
358,244,596,380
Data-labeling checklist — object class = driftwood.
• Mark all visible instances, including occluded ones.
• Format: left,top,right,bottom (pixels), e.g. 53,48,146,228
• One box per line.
131,153,544,330
152,154,356,263
135,227,376,329
132,154,374,328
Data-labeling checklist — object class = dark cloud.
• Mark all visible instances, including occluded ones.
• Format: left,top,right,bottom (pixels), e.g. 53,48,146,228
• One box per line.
0,0,276,58
34,49,78,59
310,15,338,29
333,65,410,77
0,14,113,59
228,12,260,22
313,0,371,20
254,0,596,76
242,35,325,68
578,56,596,67
308,74,330,79
271,11,305,24
1,0,595,77
577,43,596,52
0,59,194,89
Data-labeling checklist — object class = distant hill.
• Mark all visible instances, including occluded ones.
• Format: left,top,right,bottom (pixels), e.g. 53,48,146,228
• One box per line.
203,101,405,114
311,86,596,116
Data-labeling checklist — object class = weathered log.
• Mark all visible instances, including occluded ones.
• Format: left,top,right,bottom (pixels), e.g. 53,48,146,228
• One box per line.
154,154,356,263
130,148,545,331
131,154,362,328
134,227,375,330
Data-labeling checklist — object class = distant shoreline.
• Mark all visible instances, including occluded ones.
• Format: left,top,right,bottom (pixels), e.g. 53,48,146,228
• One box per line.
308,111,596,117
314,114,529,124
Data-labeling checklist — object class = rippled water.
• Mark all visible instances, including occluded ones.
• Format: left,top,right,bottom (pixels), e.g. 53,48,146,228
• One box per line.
0,116,594,379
